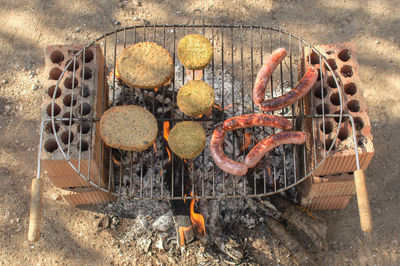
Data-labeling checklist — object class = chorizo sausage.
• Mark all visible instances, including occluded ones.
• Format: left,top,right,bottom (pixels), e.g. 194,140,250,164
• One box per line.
253,48,287,105
244,131,306,168
259,67,318,112
210,126,248,176
222,113,292,131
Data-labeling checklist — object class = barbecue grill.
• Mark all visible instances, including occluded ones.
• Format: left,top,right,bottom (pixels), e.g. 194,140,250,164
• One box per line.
28,14,372,242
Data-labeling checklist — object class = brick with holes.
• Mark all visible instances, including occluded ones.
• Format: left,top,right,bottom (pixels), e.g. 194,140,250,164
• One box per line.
40,44,110,196
300,42,374,176
299,172,355,210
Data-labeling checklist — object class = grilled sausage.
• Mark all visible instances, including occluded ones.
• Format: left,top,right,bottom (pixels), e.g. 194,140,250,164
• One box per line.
210,126,248,176
259,67,318,112
253,48,287,105
244,131,306,168
222,113,292,131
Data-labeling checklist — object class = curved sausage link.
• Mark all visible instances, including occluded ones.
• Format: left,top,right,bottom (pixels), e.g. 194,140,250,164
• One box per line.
222,113,292,131
244,131,306,168
259,67,318,112
210,126,248,176
253,48,287,105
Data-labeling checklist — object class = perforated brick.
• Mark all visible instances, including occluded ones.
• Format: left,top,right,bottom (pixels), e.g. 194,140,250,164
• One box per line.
41,44,109,189
301,43,374,175
300,172,355,210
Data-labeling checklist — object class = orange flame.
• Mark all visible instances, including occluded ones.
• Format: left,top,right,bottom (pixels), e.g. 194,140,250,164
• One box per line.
178,226,192,246
153,143,157,154
154,87,158,93
166,147,172,162
109,67,121,80
163,121,170,142
190,197,206,238
241,132,251,151
112,155,120,166
214,104,222,111
163,121,172,162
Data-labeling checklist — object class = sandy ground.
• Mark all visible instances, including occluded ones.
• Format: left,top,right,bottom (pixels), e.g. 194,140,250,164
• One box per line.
0,0,399,265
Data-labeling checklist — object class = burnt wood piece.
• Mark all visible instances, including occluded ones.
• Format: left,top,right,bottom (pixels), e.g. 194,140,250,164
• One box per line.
247,197,316,264
200,199,244,262
165,155,194,246
265,217,315,265
270,195,328,251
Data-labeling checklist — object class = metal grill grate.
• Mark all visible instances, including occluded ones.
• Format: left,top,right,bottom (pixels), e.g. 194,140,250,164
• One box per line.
44,24,349,200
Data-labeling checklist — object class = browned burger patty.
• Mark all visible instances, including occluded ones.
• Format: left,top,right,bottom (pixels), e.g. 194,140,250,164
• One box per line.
177,34,213,70
167,121,206,159
99,105,158,151
117,42,174,89
177,80,215,117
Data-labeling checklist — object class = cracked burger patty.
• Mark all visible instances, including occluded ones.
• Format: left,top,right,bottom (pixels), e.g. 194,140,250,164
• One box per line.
117,42,174,89
167,121,206,159
177,80,215,117
177,34,213,70
99,105,158,151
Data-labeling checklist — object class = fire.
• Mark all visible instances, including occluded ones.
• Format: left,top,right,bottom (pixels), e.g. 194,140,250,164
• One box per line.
190,196,206,238
166,147,172,162
153,143,157,154
154,87,158,93
112,155,120,166
163,121,170,142
178,226,192,246
109,68,121,80
241,132,251,151
163,121,172,162
214,104,222,111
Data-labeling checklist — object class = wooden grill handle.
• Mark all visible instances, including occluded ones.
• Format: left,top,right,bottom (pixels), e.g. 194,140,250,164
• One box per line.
28,179,43,242
354,169,372,232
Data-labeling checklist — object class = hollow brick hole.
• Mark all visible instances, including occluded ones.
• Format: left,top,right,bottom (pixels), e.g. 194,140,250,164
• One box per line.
48,85,61,99
316,104,330,115
325,58,338,71
338,127,349,141
338,49,351,62
64,77,79,89
344,83,357,95
347,100,360,112
63,94,77,107
67,59,80,72
80,67,92,80
313,84,327,99
354,117,364,130
325,139,336,151
341,65,353,77
62,112,75,125
61,131,74,145
45,122,60,134
77,122,91,134
50,50,64,64
320,120,333,134
49,67,62,80
46,103,61,116
44,139,58,153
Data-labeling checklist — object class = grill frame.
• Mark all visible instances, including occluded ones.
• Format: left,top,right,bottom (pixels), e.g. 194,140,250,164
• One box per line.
44,24,349,200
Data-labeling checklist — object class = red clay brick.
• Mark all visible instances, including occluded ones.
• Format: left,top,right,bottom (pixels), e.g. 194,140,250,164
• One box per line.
41,44,109,190
300,172,355,210
301,43,374,175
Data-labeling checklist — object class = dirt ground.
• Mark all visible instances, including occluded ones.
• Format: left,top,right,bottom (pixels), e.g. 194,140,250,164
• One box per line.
0,0,399,265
